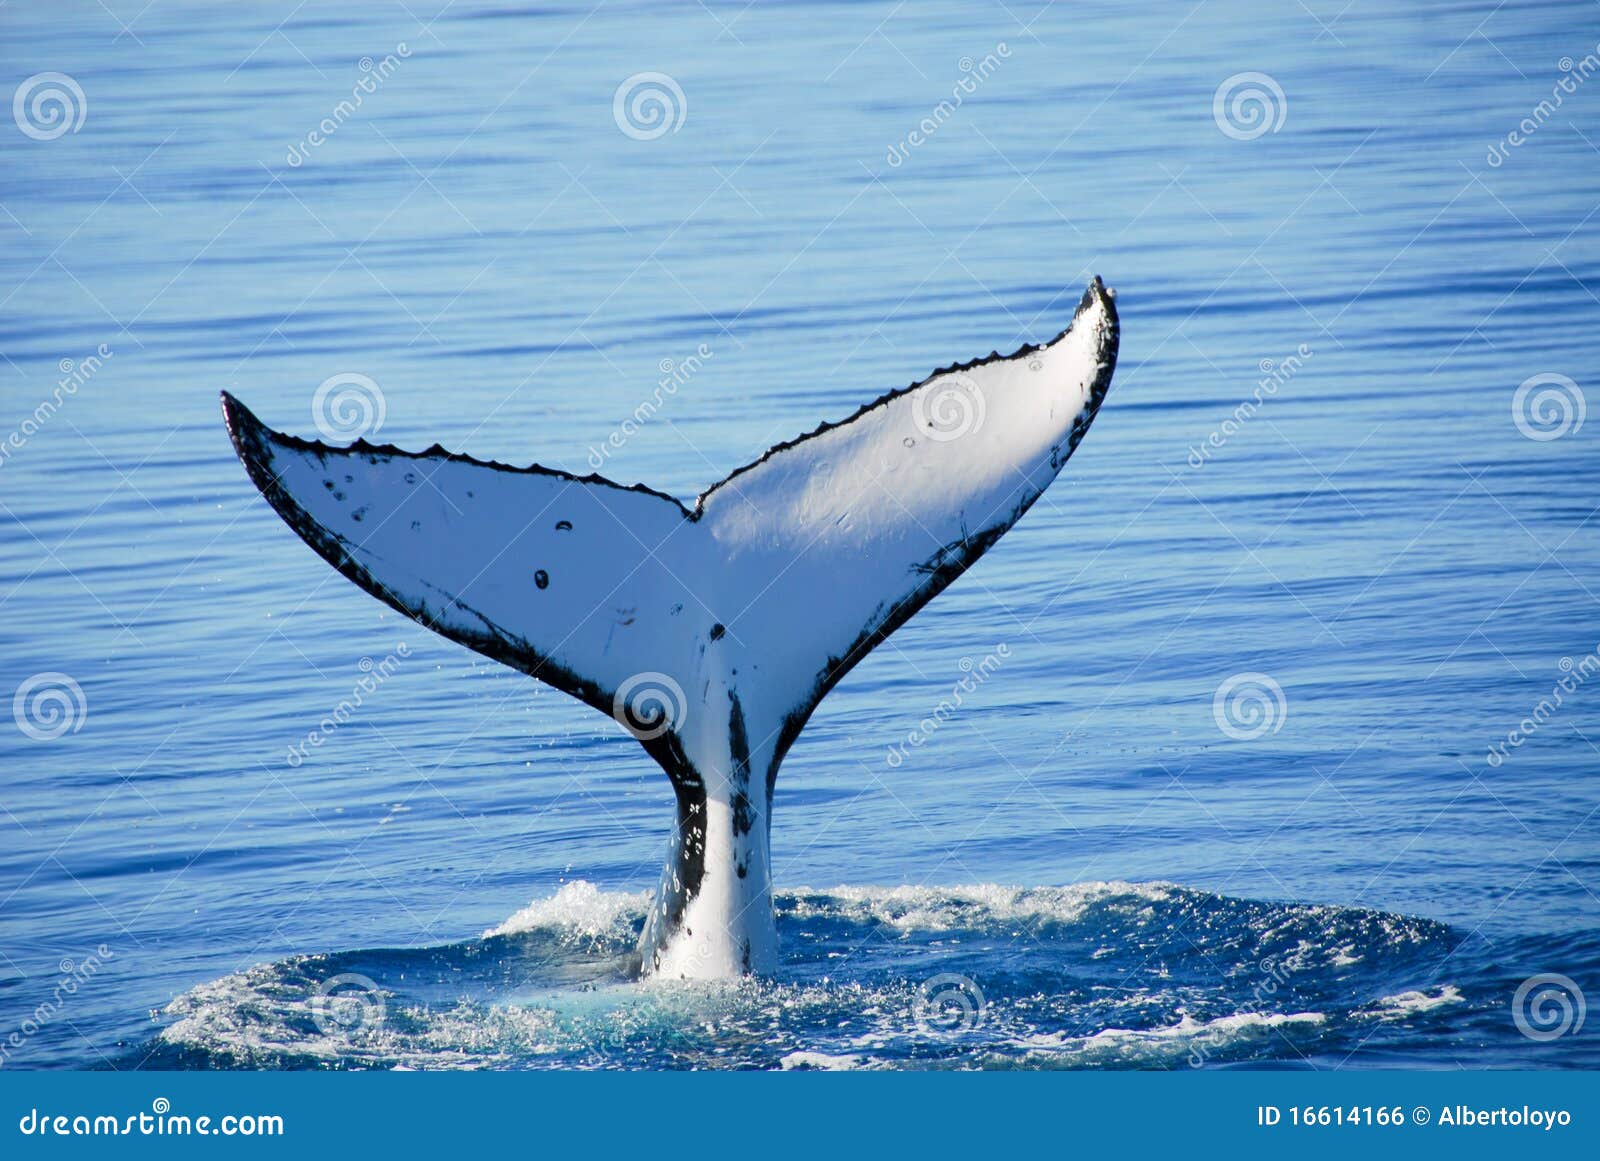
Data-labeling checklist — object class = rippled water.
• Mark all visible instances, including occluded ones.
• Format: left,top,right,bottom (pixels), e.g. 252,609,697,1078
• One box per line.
142,882,1484,1070
2,1,1596,1070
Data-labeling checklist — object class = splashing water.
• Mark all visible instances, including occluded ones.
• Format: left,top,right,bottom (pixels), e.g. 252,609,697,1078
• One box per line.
132,880,1579,1071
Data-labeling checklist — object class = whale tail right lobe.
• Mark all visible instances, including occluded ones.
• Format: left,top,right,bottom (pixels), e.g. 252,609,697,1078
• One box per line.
221,277,1119,977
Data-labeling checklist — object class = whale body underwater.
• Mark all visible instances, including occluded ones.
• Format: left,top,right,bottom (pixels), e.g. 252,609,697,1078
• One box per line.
221,277,1120,979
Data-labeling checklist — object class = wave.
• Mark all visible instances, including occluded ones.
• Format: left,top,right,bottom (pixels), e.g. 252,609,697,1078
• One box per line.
141,880,1477,1070
484,880,651,941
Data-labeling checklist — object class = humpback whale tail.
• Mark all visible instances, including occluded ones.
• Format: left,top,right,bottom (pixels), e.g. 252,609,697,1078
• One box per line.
221,278,1119,979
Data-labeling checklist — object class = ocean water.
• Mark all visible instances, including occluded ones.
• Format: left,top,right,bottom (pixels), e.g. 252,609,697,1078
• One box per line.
1,0,1596,1070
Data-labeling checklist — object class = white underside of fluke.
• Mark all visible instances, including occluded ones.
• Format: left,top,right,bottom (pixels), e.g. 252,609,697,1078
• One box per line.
222,279,1120,979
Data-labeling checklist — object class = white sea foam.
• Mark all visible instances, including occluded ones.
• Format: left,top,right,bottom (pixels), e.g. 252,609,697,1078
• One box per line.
779,1049,866,1070
152,881,1455,1070
159,964,435,1067
1366,986,1464,1019
782,880,1178,931
478,879,1436,953
475,879,1185,946
1012,1009,1327,1066
160,969,599,1070
483,880,651,939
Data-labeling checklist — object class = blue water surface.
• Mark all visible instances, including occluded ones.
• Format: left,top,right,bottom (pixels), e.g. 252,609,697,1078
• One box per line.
0,0,1596,1069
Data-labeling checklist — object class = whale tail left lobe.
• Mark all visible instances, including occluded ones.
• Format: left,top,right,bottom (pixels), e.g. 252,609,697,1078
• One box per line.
221,277,1119,977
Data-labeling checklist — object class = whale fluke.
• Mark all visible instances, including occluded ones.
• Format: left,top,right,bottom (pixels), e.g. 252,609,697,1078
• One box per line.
221,277,1119,978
